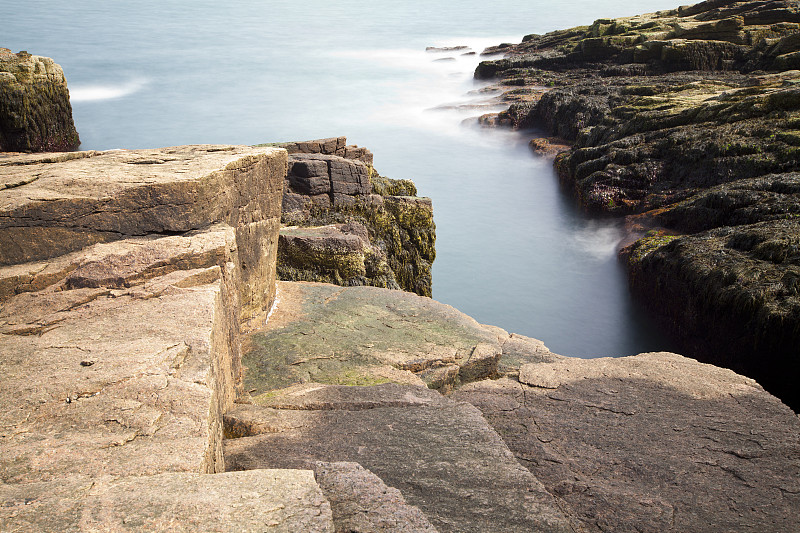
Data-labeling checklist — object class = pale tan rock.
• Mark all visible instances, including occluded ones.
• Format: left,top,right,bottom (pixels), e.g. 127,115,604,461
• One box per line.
0,470,333,532
0,226,246,482
0,145,286,322
519,351,764,397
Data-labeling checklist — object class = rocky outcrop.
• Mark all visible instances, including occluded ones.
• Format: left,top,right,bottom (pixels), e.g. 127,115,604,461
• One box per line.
2,139,798,531
241,281,558,394
0,145,343,531
266,135,374,165
474,0,800,410
277,137,436,297
0,145,285,323
0,49,80,152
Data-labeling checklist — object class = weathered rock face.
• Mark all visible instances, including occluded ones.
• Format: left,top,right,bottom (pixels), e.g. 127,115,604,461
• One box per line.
453,353,800,533
312,462,437,533
229,280,800,532
276,137,436,297
474,0,800,410
624,219,800,408
0,49,80,152
224,382,576,533
0,145,286,323
0,226,244,481
0,470,334,532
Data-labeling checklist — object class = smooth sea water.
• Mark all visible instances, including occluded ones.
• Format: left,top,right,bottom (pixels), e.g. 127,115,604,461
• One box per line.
7,0,680,357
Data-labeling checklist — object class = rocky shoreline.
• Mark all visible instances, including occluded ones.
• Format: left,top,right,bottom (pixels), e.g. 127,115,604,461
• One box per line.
2,3,800,529
474,0,800,411
0,49,80,152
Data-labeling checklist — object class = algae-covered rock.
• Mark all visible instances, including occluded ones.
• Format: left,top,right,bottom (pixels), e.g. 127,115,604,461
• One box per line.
476,0,800,410
625,220,800,409
276,138,435,297
0,49,80,152
241,281,503,394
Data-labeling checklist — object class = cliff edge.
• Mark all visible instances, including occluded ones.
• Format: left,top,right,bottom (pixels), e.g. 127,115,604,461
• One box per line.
1,144,798,532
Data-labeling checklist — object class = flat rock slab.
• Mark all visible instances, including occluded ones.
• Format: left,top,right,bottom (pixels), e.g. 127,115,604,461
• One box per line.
453,352,800,533
244,281,559,393
224,383,575,533
0,145,284,264
0,469,333,532
314,461,437,532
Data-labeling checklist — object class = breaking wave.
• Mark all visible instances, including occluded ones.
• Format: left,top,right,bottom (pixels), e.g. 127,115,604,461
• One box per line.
70,78,147,103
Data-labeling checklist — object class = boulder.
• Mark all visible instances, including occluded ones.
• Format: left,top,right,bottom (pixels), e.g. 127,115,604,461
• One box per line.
0,49,80,152
278,223,373,286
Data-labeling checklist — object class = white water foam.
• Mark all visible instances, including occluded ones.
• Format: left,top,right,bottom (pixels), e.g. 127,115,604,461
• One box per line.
327,36,522,140
70,78,148,103
570,220,625,261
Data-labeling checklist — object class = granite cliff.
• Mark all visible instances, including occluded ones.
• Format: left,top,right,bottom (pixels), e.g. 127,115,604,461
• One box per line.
474,0,800,411
2,144,798,532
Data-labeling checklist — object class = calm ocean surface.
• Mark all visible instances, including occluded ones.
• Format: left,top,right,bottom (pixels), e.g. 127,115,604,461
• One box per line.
7,0,680,357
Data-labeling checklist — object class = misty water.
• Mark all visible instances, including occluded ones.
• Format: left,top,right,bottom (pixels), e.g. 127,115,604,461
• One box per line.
7,0,681,357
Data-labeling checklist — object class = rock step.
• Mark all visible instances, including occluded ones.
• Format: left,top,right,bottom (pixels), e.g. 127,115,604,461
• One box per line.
0,470,334,532
223,383,575,533
452,353,800,533
314,461,438,532
0,225,246,483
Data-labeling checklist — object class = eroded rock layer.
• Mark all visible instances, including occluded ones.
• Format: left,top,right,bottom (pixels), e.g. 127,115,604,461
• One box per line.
0,145,286,323
474,0,800,410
